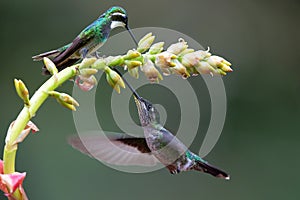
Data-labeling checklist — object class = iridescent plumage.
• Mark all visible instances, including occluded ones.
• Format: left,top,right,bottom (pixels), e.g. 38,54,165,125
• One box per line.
69,72,230,179
33,6,136,74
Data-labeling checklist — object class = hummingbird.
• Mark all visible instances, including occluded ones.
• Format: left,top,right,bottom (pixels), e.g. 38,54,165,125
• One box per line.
69,71,230,179
32,6,138,75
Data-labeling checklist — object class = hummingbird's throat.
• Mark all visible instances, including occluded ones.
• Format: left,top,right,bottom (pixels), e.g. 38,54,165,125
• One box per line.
110,21,125,29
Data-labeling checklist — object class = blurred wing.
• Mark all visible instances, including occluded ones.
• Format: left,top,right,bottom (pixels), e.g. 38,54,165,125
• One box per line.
68,132,159,166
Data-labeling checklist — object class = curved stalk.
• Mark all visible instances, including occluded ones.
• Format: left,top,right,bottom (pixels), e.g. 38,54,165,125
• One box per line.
2,65,78,199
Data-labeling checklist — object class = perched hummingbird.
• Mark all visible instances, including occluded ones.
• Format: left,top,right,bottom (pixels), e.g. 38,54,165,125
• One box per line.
69,72,230,179
32,6,137,74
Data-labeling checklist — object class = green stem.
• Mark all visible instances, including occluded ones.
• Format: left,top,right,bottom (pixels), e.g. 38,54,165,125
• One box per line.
3,146,16,173
2,65,78,199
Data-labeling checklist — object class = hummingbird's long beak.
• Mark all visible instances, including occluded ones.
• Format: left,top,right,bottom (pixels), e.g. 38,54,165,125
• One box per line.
113,68,141,100
125,25,138,46
112,68,147,125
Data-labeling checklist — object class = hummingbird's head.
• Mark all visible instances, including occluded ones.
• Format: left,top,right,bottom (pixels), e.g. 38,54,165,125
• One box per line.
112,68,160,126
105,6,128,29
105,6,138,46
134,96,160,126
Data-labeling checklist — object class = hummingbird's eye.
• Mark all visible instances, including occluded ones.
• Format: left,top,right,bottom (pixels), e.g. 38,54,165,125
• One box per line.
147,104,152,111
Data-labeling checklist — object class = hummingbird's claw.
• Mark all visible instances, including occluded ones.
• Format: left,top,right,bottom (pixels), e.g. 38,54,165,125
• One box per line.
95,51,101,59
167,165,180,175
80,48,89,59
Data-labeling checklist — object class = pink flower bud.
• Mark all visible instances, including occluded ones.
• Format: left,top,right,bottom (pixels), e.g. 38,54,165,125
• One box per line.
167,38,188,55
181,50,211,68
170,60,190,79
141,58,163,83
75,75,97,91
155,52,177,69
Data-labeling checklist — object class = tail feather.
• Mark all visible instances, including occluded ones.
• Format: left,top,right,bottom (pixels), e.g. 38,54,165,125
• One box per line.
33,49,78,75
33,50,80,75
32,50,61,61
194,160,230,180
33,43,79,74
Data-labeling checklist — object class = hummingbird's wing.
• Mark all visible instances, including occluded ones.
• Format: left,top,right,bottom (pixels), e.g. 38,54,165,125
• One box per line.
68,131,159,166
52,35,91,64
33,30,95,74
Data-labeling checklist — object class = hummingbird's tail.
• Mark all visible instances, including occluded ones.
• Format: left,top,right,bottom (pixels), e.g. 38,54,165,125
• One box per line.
194,159,230,180
41,58,80,75
32,49,61,61
33,49,62,75
32,44,79,75
33,50,80,75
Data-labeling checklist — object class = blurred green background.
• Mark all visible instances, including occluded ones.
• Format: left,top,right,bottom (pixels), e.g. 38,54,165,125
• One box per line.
0,0,299,199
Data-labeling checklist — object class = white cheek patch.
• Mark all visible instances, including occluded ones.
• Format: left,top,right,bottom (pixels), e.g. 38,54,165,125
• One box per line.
110,21,125,29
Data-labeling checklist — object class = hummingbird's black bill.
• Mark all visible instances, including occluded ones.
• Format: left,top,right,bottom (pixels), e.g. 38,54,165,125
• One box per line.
113,69,141,100
126,25,138,46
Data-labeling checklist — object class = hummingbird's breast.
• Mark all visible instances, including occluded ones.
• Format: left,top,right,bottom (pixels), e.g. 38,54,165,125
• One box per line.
143,125,187,166
85,18,111,56
87,41,104,55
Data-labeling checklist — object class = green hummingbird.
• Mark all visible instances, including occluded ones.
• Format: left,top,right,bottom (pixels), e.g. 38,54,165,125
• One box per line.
69,72,230,179
32,6,137,75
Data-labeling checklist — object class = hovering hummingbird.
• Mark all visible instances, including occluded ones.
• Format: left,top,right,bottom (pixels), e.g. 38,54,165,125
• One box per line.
32,6,137,75
69,72,230,179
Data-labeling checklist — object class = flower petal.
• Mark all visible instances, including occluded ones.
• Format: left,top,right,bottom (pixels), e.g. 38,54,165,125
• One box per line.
75,76,97,91
0,172,26,194
6,121,39,145
0,159,3,174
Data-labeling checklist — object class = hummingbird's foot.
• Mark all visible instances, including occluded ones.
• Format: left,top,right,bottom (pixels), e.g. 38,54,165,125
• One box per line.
182,158,193,171
91,51,101,59
80,48,89,59
167,165,176,174
167,165,180,174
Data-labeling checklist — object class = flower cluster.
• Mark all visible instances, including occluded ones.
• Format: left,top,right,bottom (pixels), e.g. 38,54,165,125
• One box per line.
138,33,233,80
80,32,234,93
